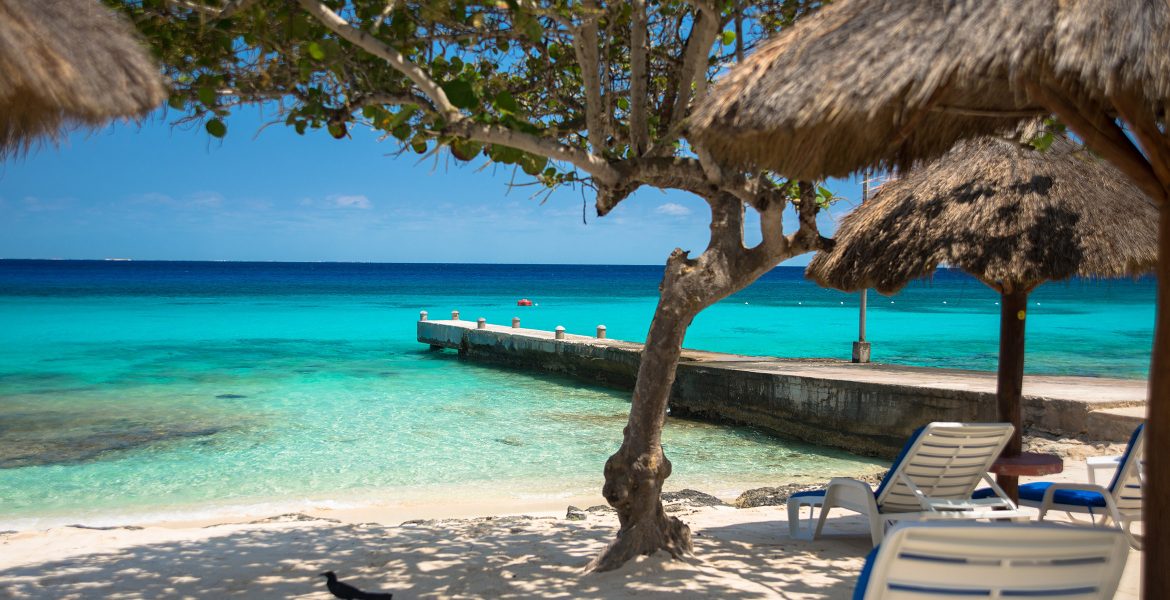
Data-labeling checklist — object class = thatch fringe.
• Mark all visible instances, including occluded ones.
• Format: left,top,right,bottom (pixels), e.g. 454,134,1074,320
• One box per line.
805,134,1158,295
690,0,1169,181
0,0,168,157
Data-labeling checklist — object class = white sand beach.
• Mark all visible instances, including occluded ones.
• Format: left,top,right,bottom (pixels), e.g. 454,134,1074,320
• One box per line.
0,437,1141,600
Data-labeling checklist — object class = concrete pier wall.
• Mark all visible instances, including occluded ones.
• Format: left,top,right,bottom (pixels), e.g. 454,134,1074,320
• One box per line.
418,319,1146,458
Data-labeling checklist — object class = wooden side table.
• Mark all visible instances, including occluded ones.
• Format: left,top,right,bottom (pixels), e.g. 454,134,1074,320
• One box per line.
990,452,1064,502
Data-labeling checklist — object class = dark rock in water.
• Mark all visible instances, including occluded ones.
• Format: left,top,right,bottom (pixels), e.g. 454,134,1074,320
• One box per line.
734,484,822,508
565,506,587,521
215,393,248,399
662,489,727,508
0,419,223,469
495,437,523,447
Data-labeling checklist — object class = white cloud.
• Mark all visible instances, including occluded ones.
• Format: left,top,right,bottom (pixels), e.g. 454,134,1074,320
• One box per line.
331,194,372,209
188,191,224,208
655,202,691,217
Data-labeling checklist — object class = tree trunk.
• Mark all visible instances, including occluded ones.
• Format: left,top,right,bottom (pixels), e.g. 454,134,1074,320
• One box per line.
994,288,1028,501
1145,200,1169,600
589,253,697,572
588,185,822,573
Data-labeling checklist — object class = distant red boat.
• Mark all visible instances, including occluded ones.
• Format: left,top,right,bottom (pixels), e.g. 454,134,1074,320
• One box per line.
516,298,534,307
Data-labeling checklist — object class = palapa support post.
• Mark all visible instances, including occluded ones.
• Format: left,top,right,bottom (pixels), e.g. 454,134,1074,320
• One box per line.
597,325,607,339
995,288,1029,501
477,318,486,330
512,317,520,328
555,326,565,340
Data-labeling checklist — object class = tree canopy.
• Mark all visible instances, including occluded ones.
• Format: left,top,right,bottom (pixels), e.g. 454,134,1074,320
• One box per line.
119,0,831,212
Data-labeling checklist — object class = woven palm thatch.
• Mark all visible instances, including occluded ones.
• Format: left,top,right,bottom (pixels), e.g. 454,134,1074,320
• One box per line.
0,0,167,158
805,133,1159,295
689,0,1170,181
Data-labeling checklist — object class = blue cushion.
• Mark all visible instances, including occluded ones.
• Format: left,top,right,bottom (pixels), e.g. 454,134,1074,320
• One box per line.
974,483,1108,508
1107,423,1144,491
1019,482,1107,508
852,546,881,600
790,489,827,501
970,487,997,500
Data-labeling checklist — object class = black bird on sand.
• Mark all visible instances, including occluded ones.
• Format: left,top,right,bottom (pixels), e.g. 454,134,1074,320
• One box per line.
319,571,394,600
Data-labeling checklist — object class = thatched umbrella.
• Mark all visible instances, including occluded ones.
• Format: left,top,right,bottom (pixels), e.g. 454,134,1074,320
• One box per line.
690,1,1170,594
806,131,1158,496
0,0,167,157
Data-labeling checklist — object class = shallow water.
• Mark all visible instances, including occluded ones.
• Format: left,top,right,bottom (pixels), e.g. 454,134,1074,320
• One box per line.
0,261,1153,527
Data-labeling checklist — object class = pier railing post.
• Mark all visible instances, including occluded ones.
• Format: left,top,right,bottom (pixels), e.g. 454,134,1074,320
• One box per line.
512,317,521,328
597,325,607,339
555,325,565,340
419,311,428,321
452,310,460,320
477,318,487,330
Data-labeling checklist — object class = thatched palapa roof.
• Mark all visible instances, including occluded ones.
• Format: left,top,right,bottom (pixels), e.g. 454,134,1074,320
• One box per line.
689,0,1170,182
805,132,1159,295
0,0,167,157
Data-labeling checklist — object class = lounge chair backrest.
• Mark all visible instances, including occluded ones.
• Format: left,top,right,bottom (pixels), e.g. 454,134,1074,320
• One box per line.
856,523,1130,600
875,422,1013,513
1108,423,1145,516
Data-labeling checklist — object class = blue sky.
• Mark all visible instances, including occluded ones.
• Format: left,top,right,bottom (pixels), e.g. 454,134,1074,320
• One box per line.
0,107,862,265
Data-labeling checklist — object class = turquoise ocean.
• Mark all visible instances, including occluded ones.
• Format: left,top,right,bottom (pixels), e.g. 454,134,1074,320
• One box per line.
0,260,1155,528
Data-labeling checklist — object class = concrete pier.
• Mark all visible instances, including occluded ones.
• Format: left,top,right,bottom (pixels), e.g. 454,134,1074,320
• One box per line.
418,318,1147,457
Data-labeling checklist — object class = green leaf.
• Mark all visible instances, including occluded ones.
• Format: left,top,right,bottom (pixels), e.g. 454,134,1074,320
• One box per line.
197,86,217,107
450,139,482,161
167,95,185,110
520,153,548,176
205,119,227,138
307,42,325,60
494,91,520,115
721,30,736,46
440,79,478,109
616,97,630,111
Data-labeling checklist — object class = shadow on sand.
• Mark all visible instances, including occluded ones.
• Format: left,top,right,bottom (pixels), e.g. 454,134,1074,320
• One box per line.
0,511,873,599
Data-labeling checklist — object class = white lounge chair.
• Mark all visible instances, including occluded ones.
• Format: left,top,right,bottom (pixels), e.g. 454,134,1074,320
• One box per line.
1019,423,1144,550
853,522,1130,600
788,422,1028,546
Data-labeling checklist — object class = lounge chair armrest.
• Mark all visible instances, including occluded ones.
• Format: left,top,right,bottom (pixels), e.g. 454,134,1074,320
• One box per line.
1038,482,1111,514
1086,456,1121,485
826,477,875,491
824,477,878,513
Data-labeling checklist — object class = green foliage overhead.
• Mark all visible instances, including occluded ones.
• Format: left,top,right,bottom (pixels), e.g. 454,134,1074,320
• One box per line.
114,0,830,197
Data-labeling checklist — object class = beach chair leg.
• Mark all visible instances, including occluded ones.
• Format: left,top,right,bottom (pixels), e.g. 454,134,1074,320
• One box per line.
789,500,819,539
813,505,831,540
865,512,884,547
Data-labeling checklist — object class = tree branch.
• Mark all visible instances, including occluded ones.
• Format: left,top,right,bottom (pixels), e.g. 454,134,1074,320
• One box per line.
629,0,650,156
296,0,620,185
672,3,720,123
569,1,607,155
297,0,461,122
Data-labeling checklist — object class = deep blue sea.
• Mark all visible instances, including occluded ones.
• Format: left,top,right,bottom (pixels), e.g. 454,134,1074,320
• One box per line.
0,260,1154,528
